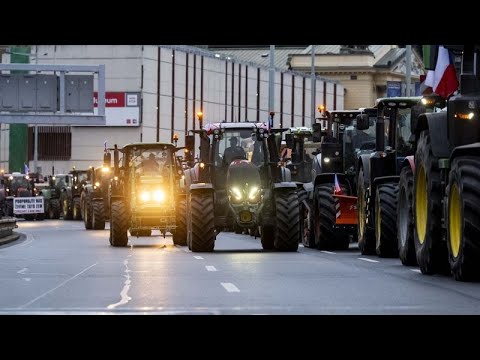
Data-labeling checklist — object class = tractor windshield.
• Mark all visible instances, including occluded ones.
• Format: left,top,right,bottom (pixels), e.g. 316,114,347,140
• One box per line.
396,108,413,155
131,148,173,176
214,130,264,167
11,176,30,192
343,116,377,171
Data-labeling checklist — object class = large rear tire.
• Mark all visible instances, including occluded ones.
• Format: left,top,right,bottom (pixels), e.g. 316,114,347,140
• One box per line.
375,184,399,257
274,190,299,251
414,130,449,275
298,188,315,248
82,195,93,230
173,197,187,246
446,157,480,281
110,200,128,247
189,191,215,252
357,168,375,255
261,225,275,250
62,195,72,220
73,197,82,220
314,184,336,250
92,199,105,230
397,166,417,266
49,198,61,219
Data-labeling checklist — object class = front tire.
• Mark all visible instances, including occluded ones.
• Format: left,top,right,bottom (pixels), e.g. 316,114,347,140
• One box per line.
357,168,375,255
173,196,187,246
274,189,299,251
375,184,399,257
110,200,128,247
92,199,105,230
397,166,417,266
189,191,215,252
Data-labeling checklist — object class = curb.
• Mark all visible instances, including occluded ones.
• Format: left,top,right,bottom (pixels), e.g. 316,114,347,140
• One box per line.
0,231,22,246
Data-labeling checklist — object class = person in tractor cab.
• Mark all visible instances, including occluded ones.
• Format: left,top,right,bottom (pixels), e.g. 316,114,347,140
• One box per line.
141,153,160,173
223,137,247,166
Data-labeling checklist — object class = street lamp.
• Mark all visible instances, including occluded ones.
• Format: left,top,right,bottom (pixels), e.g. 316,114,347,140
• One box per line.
311,45,316,126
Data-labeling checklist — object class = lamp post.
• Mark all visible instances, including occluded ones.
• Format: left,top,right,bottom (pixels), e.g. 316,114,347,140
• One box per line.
269,45,275,128
311,45,316,126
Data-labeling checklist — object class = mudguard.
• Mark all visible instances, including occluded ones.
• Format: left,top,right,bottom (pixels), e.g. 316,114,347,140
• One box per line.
358,153,372,186
415,112,450,158
190,183,214,192
400,155,415,174
272,182,297,191
450,142,480,161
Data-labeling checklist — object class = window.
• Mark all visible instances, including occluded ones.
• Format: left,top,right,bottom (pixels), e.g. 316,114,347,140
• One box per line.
28,126,72,161
350,75,358,80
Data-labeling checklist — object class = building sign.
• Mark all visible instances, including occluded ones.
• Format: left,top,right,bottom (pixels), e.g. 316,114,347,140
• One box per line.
386,81,402,97
93,92,141,126
14,197,44,214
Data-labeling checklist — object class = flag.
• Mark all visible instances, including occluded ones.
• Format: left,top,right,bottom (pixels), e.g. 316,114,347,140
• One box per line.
104,140,107,152
424,46,458,99
24,163,29,175
334,174,342,195
420,74,433,96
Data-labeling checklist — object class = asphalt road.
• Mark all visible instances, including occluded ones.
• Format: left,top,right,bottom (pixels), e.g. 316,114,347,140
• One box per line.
1,219,479,314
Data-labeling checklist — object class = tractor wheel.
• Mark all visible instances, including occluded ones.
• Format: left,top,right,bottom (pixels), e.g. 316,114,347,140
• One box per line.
83,196,93,230
397,166,417,266
274,189,299,251
357,167,375,255
261,225,275,250
446,157,480,281
314,184,336,250
189,191,215,252
6,200,13,217
49,199,61,220
375,184,399,257
73,197,82,220
62,195,72,220
414,130,449,275
298,188,314,247
109,200,128,247
92,200,105,230
173,197,187,246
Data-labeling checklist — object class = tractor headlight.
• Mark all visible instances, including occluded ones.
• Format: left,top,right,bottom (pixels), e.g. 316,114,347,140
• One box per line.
140,191,151,202
230,187,243,202
153,190,166,202
95,182,100,187
323,157,331,163
248,186,261,202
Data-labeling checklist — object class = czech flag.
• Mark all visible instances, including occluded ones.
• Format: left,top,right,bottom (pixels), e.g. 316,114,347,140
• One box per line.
424,46,459,99
334,173,342,195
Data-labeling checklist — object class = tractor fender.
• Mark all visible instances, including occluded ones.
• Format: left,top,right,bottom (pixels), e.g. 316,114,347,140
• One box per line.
190,183,214,193
400,155,415,174
272,182,297,192
450,142,480,161
415,112,450,158
357,153,372,186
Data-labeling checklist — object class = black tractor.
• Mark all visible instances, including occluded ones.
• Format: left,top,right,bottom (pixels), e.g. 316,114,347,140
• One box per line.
0,172,44,220
81,165,113,230
58,169,88,221
34,175,61,219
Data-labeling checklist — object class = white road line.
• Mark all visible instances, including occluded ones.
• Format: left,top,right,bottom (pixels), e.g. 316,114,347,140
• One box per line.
20,234,35,247
205,266,217,272
358,257,379,263
17,268,28,274
23,278,31,282
194,256,204,260
410,269,421,273
19,262,97,309
107,259,132,310
321,251,337,254
221,283,240,293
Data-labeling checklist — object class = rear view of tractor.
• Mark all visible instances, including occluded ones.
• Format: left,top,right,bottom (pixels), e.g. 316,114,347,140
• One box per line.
59,169,88,220
81,165,112,230
293,108,376,250
184,113,300,252
34,175,61,219
107,142,187,247
0,172,44,220
412,44,480,281
356,97,422,257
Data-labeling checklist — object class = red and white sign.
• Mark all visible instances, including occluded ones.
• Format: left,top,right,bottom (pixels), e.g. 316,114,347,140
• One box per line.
92,92,141,126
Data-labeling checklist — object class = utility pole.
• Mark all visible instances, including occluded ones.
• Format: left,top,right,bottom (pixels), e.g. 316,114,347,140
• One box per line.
311,45,316,125
406,45,412,96
268,45,275,116
33,46,38,174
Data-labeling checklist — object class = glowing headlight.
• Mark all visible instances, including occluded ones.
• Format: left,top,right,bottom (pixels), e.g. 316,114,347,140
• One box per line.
248,186,260,201
323,157,331,163
231,187,243,201
141,191,151,201
153,190,166,201
95,182,100,187
101,167,110,173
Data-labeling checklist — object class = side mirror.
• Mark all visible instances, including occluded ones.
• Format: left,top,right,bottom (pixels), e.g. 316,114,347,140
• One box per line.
43,176,48,181
65,176,70,184
356,114,370,130
104,152,112,167
185,135,195,162
285,134,294,149
312,123,322,143
410,105,427,133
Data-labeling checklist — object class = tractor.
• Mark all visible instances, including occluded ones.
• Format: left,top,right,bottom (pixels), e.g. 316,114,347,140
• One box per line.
106,142,187,247
81,165,112,230
289,108,377,250
58,169,89,221
183,113,300,252
34,175,62,219
412,44,480,281
0,172,44,220
356,96,424,257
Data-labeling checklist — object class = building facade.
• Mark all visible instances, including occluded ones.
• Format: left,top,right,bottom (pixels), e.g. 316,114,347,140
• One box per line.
0,45,343,175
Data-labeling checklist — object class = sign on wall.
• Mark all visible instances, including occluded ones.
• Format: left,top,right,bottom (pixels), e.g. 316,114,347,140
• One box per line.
386,81,402,98
93,92,141,126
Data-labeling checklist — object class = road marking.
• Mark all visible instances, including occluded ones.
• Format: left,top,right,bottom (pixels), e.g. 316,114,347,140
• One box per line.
221,283,240,293
206,266,217,272
19,262,97,309
321,251,337,254
20,234,35,247
410,269,421,273
358,257,379,263
17,268,28,274
23,278,31,282
194,256,204,260
107,259,132,310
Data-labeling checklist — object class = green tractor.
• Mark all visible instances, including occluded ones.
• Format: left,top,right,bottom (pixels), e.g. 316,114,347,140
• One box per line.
107,142,187,247
34,175,62,219
81,165,113,230
58,169,89,221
